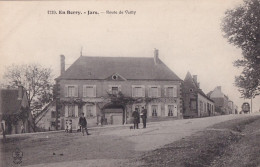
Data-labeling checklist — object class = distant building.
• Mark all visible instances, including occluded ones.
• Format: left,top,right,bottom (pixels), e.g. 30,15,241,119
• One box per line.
207,86,232,115
0,86,33,134
54,49,183,129
182,72,215,118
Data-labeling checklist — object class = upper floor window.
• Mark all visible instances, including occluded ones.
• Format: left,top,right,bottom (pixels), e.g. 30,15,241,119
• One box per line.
132,85,145,97
165,85,177,97
83,85,96,97
148,86,160,97
65,85,78,97
112,87,119,95
108,85,121,95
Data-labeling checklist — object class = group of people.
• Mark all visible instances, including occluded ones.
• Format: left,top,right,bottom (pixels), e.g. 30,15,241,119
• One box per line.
69,107,148,136
132,106,147,129
65,113,91,136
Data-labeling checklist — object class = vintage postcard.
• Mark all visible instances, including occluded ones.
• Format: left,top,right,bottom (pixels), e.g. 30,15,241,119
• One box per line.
0,0,260,167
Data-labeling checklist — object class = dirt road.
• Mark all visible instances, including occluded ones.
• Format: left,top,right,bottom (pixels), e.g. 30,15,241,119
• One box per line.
1,113,259,167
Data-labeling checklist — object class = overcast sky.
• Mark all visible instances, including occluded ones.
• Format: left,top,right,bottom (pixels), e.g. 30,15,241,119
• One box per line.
0,0,259,112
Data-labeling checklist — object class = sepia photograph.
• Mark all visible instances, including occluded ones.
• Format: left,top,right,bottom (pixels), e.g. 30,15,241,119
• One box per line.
0,0,260,166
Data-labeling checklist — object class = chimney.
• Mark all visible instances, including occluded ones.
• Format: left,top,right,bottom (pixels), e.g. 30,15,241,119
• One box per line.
217,86,221,91
154,49,159,64
193,75,197,84
60,55,65,75
18,85,23,100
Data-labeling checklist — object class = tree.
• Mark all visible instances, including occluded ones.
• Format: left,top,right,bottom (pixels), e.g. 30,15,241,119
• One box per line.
221,0,260,98
3,64,54,130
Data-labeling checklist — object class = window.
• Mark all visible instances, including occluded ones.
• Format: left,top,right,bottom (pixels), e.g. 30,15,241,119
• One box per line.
168,105,174,116
112,87,119,95
68,86,75,97
51,122,56,126
51,111,56,118
132,85,145,97
149,86,159,97
83,104,96,117
167,87,174,97
65,85,78,97
152,105,158,116
65,105,78,117
190,100,197,110
83,85,96,97
165,85,177,97
134,87,142,97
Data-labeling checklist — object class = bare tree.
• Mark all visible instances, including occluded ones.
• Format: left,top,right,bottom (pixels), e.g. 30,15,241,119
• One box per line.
3,64,54,131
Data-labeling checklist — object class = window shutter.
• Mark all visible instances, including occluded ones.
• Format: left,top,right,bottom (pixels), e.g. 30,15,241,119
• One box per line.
132,86,135,97
165,104,168,116
65,85,68,97
173,85,177,97
142,86,145,97
74,85,79,97
158,86,161,97
148,86,151,97
164,87,167,97
65,105,68,117
83,104,87,116
148,104,151,116
93,85,96,97
75,105,78,117
83,85,86,97
93,104,97,116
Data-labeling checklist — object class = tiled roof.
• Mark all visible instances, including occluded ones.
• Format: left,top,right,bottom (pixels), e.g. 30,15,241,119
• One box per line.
57,56,182,81
0,89,21,115
184,72,214,102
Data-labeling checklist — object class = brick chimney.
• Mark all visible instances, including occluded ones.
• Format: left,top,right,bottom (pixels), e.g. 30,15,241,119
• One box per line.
60,55,65,75
154,49,159,65
18,85,23,100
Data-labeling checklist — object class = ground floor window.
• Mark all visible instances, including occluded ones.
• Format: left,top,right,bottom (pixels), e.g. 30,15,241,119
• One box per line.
168,105,174,116
65,105,78,117
152,105,158,116
84,104,96,117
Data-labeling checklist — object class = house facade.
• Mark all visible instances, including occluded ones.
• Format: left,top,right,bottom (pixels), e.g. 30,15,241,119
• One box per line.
0,86,33,134
182,72,215,118
54,50,183,130
207,86,232,115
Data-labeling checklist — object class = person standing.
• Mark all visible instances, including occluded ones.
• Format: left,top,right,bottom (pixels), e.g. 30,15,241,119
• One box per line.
78,113,91,136
132,108,139,129
21,124,25,133
141,106,147,128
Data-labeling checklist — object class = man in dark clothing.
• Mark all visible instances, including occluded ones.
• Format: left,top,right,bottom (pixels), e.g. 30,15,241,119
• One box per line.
141,106,147,128
132,108,140,129
78,113,90,136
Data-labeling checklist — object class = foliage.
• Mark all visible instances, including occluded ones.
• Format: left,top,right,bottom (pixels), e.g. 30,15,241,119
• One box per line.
4,64,54,111
106,91,155,107
221,0,260,98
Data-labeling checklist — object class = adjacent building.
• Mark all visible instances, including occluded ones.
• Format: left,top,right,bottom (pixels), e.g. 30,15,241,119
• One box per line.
0,86,33,134
182,72,215,118
54,50,183,130
207,86,233,115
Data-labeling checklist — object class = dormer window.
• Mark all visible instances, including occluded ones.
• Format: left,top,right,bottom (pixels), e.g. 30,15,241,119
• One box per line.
112,74,118,80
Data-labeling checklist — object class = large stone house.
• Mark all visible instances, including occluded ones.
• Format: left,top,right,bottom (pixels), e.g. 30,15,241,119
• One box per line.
182,72,215,118
54,50,183,130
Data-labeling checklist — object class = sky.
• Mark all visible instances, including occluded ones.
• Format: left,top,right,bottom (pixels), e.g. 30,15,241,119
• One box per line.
0,0,259,112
